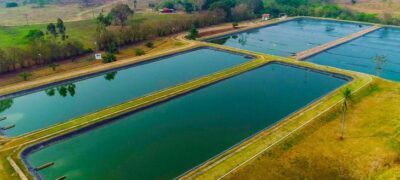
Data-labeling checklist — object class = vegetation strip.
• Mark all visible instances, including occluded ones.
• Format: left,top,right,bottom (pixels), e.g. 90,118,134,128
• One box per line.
294,25,381,60
0,42,200,97
7,156,28,180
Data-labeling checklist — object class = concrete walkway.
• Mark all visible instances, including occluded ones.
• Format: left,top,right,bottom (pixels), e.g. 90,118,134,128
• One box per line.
294,25,381,60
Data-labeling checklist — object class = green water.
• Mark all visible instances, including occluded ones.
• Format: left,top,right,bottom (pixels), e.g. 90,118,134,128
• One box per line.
27,63,347,179
208,18,369,57
307,27,400,81
0,48,250,137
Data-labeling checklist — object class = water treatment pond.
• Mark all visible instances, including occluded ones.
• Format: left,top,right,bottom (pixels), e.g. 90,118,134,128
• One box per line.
307,27,400,81
208,18,369,57
25,62,348,179
0,48,251,137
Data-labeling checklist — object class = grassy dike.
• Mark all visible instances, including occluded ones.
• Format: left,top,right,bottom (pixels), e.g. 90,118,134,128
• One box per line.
0,17,373,180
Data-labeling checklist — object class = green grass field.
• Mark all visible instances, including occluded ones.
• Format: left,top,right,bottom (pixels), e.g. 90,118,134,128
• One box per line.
0,13,190,49
0,19,97,48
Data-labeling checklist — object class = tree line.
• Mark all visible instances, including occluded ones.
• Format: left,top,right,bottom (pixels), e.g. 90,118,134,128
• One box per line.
1,0,399,76
0,18,89,74
95,4,228,57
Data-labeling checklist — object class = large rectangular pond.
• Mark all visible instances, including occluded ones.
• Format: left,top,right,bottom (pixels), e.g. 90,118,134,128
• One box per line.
0,47,252,137
307,27,400,81
208,18,370,57
23,62,349,180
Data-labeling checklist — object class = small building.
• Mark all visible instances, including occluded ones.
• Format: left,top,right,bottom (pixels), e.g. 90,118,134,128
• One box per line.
160,8,176,13
262,14,270,21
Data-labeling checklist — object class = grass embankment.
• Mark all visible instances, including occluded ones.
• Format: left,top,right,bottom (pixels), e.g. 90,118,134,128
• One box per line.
225,79,400,179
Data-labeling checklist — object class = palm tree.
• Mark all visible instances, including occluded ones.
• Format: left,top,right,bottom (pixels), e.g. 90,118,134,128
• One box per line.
340,88,352,140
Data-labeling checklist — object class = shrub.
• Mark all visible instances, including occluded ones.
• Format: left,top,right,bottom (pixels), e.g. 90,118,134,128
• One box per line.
186,27,199,40
48,63,59,71
103,52,116,63
19,71,32,81
145,42,154,48
135,48,145,56
232,22,239,28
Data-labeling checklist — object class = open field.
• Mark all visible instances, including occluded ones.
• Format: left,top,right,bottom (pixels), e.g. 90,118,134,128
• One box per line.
0,0,153,26
337,0,400,16
0,19,97,48
226,78,400,179
0,13,190,48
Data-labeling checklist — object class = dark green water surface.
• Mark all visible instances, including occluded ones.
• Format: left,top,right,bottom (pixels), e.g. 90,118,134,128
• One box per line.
0,48,250,137
26,62,348,179
208,18,369,57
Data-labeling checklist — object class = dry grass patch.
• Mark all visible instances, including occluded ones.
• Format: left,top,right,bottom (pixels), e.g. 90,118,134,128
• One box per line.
227,79,400,179
337,0,400,16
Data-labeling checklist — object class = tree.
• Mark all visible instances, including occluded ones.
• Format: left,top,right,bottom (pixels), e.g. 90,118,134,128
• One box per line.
162,0,175,9
109,4,134,27
48,63,59,71
56,18,67,40
340,88,352,140
192,0,206,10
373,54,387,77
183,0,195,13
186,26,199,40
232,4,254,21
47,23,57,37
209,0,236,20
97,13,112,27
237,0,264,14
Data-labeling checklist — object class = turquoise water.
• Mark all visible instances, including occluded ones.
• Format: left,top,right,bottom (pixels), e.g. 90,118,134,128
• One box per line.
0,48,250,137
209,18,369,57
307,27,400,81
26,63,348,180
